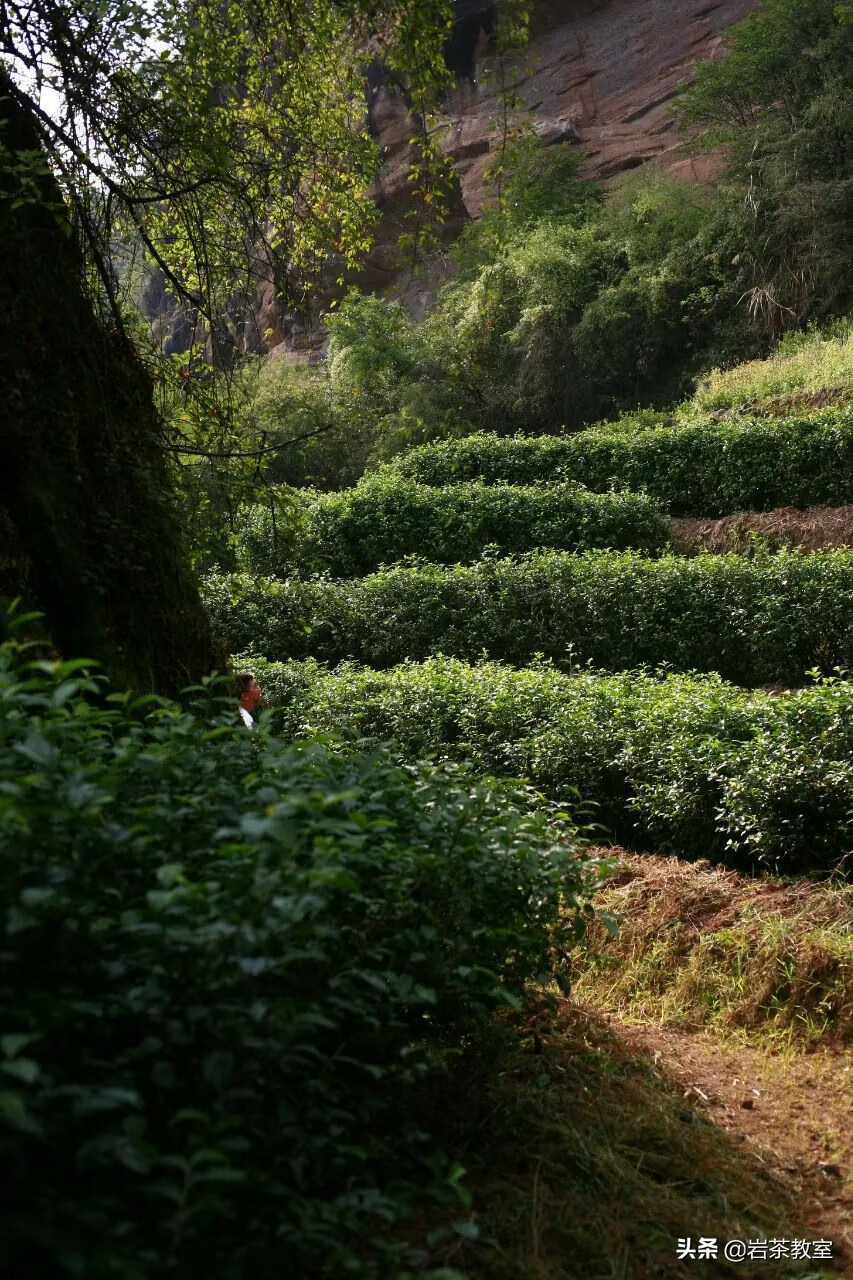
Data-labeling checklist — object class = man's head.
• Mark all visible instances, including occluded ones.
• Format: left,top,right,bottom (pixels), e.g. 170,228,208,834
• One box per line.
235,670,263,713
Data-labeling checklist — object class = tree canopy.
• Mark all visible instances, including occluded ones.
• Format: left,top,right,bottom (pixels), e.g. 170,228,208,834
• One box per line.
0,0,459,686
0,0,455,345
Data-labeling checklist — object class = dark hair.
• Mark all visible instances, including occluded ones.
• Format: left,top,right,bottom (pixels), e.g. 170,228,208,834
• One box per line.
234,671,255,697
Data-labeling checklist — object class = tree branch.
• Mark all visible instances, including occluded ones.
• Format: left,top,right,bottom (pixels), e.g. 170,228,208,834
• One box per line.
166,420,338,459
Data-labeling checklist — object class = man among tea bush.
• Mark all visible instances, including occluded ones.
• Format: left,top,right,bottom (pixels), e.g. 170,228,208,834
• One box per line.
236,671,263,728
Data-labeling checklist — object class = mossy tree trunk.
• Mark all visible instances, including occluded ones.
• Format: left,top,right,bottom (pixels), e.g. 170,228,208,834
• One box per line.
0,75,223,693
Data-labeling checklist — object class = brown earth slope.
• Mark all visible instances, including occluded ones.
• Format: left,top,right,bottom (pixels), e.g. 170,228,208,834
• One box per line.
673,506,853,554
430,852,851,1278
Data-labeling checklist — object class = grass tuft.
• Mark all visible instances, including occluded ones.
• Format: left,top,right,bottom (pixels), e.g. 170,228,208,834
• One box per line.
692,328,852,417
572,854,852,1046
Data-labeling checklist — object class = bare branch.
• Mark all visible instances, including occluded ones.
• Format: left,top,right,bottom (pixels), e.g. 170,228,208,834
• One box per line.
166,419,338,460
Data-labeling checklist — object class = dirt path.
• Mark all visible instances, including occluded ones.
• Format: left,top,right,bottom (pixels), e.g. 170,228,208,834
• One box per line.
609,1019,852,1271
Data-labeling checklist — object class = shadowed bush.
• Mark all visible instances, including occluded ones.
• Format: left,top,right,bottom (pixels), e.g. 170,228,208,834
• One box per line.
0,629,593,1278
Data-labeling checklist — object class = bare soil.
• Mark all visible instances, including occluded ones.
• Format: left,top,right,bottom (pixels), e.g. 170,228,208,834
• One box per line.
673,506,853,555
609,1020,852,1270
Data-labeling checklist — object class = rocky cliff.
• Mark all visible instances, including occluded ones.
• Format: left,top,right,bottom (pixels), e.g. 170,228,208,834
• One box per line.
369,0,757,288
144,0,759,357
445,0,758,202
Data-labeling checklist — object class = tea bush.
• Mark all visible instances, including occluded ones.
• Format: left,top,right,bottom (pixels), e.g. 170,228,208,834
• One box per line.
203,547,853,685
385,408,853,515
0,634,593,1278
236,475,672,578
254,655,853,874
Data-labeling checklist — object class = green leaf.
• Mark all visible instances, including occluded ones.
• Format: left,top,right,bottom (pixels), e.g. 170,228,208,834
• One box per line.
1,1033,41,1059
1,1058,40,1084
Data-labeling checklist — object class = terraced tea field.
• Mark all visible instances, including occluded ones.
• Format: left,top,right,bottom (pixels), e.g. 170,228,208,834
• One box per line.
208,350,853,882
206,333,852,1274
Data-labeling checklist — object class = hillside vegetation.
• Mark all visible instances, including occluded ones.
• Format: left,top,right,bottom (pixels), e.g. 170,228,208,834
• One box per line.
248,657,851,875
692,326,853,414
204,318,853,1272
211,327,853,886
4,0,852,1274
189,32,845,1249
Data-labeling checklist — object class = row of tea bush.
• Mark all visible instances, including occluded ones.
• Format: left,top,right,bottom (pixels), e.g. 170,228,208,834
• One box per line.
205,547,853,685
0,633,594,1277
253,655,853,874
385,408,853,515
236,475,672,578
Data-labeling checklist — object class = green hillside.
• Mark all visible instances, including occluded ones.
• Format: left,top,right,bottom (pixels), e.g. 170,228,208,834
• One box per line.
4,0,851,1273
212,330,853,885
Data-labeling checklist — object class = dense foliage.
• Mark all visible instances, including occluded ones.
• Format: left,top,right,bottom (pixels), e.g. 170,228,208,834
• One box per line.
4,0,851,1272
677,0,852,332
0,631,593,1277
243,182,759,472
230,0,851,489
204,547,853,684
417,188,755,434
235,475,672,578
0,1,457,673
0,1,454,341
254,656,853,874
384,407,853,515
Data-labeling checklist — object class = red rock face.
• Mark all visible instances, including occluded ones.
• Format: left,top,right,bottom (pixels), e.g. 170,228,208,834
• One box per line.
337,0,758,332
143,1,762,355
373,0,759,221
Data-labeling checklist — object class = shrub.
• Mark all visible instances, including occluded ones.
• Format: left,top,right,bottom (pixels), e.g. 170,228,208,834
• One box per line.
254,655,853,874
384,407,853,516
225,300,478,497
427,172,765,434
235,475,672,577
677,0,852,330
203,547,853,685
450,135,603,273
0,632,592,1278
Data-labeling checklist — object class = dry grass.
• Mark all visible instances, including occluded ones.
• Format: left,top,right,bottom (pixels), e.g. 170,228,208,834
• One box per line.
571,853,852,1046
673,506,853,555
425,1000,843,1279
417,856,852,1277
722,385,852,418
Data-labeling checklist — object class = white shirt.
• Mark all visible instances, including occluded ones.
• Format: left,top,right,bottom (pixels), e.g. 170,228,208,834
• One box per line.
239,706,254,728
